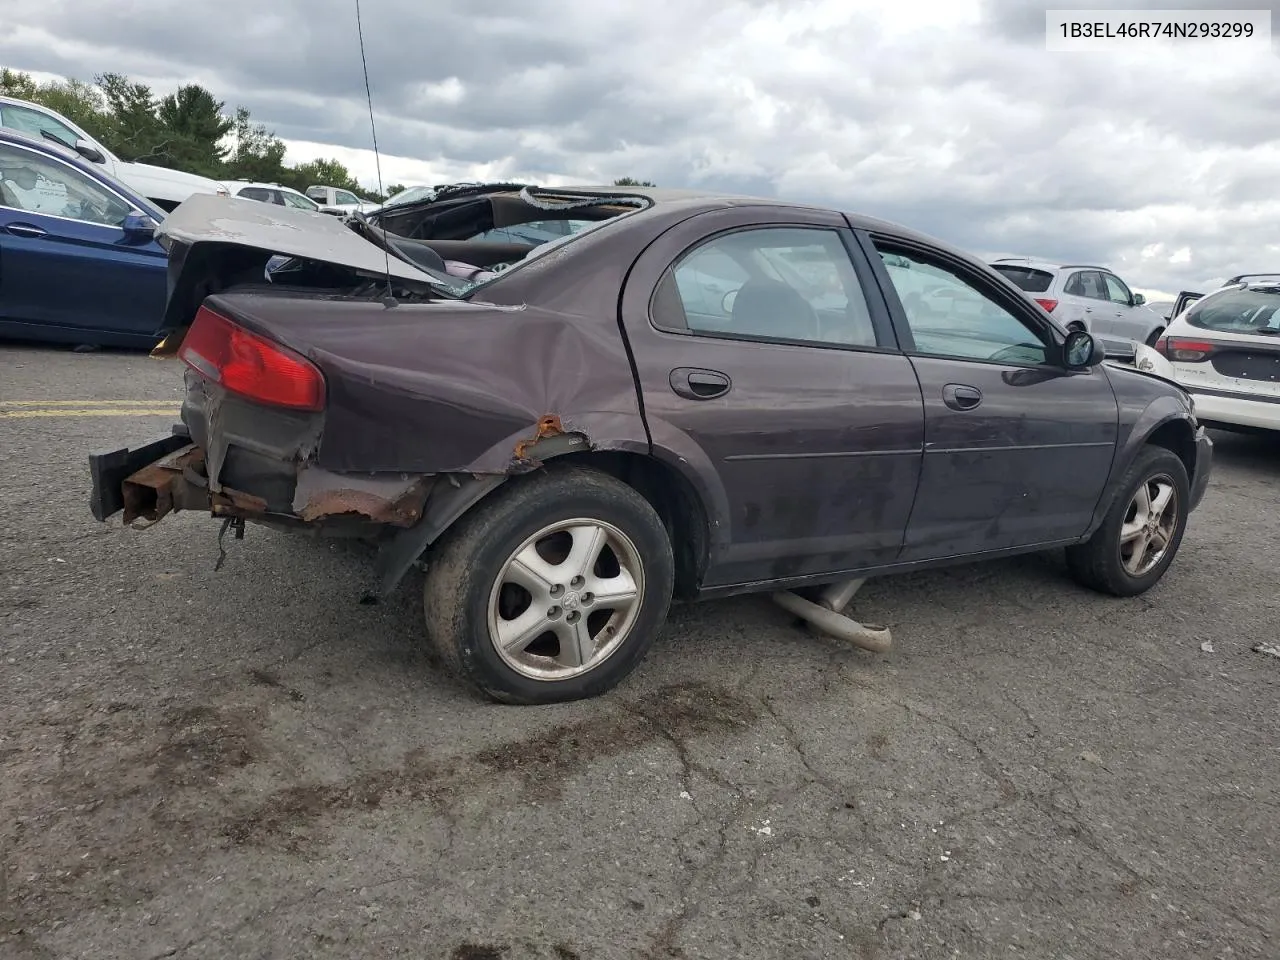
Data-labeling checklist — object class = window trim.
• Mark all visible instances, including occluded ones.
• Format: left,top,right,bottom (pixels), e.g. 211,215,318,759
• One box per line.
646,222,901,355
859,230,1069,372
0,139,144,230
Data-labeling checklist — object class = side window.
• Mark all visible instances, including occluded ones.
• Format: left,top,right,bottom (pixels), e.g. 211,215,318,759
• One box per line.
238,187,271,202
873,242,1049,366
281,191,317,210
0,103,84,150
336,190,360,205
1102,273,1132,305
659,226,881,347
305,187,326,201
0,143,130,226
1065,270,1107,300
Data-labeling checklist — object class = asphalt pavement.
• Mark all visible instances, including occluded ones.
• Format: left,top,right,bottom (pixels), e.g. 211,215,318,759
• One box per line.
2,341,1278,960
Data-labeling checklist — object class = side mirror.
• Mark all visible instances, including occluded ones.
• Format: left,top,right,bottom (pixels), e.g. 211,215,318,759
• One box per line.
1064,329,1104,369
121,210,158,241
74,138,106,164
1131,292,1146,306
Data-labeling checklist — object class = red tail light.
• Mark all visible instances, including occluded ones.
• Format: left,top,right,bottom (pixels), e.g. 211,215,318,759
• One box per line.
1033,297,1058,312
178,305,325,411
1155,336,1215,362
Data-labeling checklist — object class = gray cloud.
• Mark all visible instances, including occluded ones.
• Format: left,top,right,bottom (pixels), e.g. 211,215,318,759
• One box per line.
2,0,1280,294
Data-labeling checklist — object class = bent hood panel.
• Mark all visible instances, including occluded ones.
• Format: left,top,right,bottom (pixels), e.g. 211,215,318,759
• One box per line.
204,291,645,475
156,193,438,285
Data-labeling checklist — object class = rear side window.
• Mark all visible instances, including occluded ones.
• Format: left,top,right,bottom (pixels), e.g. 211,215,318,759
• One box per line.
656,226,882,348
305,187,326,200
238,187,272,202
1064,270,1107,300
1185,288,1280,334
991,264,1054,293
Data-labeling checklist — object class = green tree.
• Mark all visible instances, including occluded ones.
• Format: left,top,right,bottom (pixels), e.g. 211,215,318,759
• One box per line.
613,177,655,187
289,157,367,196
224,105,289,182
96,71,168,162
157,84,233,175
0,67,37,99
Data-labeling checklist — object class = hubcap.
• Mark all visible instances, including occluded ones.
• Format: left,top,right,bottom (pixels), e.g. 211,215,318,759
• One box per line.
486,518,644,681
1119,473,1178,577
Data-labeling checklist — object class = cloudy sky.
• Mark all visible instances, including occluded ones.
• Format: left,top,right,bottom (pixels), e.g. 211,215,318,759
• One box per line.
3,0,1278,296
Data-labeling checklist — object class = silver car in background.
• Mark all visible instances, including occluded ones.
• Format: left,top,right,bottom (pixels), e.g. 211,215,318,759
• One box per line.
990,257,1168,346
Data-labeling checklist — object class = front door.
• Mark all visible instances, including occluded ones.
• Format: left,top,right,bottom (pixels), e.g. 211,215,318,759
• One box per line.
618,206,926,588
863,234,1119,560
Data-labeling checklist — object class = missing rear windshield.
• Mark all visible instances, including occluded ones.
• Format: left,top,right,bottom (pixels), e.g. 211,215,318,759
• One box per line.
1185,286,1280,334
991,264,1054,293
370,185,649,296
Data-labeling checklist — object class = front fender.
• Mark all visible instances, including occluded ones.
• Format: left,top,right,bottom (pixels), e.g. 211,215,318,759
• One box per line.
1082,395,1196,538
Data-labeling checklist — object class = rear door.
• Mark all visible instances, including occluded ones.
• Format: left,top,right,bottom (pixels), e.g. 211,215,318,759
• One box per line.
0,141,166,337
618,205,925,588
860,232,1119,559
1061,269,1113,333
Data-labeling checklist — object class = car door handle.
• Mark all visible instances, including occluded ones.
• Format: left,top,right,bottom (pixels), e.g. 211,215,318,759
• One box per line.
670,367,731,400
942,383,982,411
4,222,47,239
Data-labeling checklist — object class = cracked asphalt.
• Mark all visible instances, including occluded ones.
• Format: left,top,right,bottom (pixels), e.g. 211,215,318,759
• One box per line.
2,342,1278,960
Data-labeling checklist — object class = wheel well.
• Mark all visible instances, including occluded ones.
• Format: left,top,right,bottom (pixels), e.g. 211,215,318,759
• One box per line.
541,451,710,599
1145,419,1195,480
1146,326,1165,346
1067,320,1086,333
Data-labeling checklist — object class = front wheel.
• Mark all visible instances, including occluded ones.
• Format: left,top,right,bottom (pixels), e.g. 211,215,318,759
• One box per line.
1065,446,1190,596
422,465,675,704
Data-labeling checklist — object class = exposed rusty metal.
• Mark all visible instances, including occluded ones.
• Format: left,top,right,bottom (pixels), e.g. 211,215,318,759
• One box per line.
512,414,565,462
212,487,269,514
295,480,431,525
122,444,204,524
291,467,433,525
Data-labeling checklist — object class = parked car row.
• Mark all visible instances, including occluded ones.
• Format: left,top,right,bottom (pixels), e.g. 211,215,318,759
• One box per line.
0,93,383,220
0,94,229,211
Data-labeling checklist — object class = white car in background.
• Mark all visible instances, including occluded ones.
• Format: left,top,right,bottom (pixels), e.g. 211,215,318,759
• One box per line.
305,184,379,216
1155,274,1280,432
224,180,322,212
989,257,1168,346
0,95,229,212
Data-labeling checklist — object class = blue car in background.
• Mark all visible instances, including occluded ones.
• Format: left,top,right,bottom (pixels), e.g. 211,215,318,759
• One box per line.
0,128,168,348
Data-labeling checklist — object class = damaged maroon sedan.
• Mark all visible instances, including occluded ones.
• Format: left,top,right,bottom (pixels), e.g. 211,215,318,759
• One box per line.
89,184,1212,704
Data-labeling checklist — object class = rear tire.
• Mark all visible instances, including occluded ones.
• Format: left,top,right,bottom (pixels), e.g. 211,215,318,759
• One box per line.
1065,446,1190,597
422,465,675,704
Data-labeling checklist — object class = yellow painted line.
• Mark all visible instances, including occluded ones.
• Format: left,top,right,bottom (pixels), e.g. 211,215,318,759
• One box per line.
0,399,181,407
0,407,180,419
